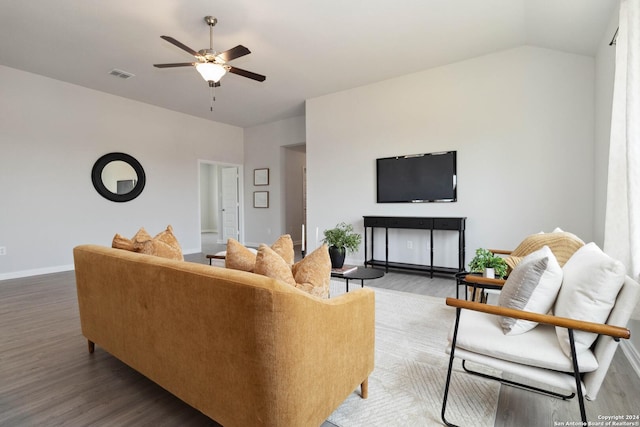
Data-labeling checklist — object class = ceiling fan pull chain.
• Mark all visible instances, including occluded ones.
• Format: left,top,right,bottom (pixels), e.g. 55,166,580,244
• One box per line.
209,81,216,111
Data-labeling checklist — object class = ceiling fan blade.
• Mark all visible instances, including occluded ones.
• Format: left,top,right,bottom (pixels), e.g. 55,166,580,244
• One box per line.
228,66,266,82
160,36,201,58
217,45,251,62
153,62,195,68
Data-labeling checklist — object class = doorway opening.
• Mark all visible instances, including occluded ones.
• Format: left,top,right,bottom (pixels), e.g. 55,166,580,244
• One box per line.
199,160,243,255
283,144,306,257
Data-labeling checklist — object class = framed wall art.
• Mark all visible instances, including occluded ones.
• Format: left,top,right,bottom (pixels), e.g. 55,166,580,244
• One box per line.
254,191,269,208
254,168,269,186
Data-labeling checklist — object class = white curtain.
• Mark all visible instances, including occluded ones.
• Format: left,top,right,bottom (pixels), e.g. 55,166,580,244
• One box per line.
604,0,640,280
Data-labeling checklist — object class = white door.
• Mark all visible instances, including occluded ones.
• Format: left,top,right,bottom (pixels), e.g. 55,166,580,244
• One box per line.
221,167,239,241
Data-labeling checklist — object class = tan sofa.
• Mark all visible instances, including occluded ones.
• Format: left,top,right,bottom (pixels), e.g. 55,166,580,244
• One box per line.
73,245,375,427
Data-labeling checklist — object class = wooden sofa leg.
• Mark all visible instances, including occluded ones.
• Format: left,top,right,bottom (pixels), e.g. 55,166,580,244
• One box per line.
361,378,369,399
88,340,95,354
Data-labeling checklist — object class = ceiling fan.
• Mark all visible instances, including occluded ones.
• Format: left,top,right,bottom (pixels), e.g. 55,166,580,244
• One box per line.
154,16,265,93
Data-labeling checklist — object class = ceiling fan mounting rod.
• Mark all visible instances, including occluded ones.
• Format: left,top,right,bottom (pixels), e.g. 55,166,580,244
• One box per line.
204,16,217,51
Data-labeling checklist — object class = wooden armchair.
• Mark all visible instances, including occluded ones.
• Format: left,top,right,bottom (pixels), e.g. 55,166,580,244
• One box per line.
441,273,639,426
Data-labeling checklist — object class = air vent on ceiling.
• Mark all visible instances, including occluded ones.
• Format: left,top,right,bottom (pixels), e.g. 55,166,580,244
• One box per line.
109,69,135,79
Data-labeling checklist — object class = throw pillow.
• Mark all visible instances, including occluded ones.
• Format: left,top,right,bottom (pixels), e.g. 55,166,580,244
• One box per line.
505,231,585,271
554,242,625,358
225,235,294,272
112,226,183,260
292,244,331,298
225,238,259,272
154,225,181,250
132,225,184,261
112,233,134,251
254,244,297,287
131,227,152,247
112,227,151,252
498,246,563,335
135,225,184,261
271,234,295,265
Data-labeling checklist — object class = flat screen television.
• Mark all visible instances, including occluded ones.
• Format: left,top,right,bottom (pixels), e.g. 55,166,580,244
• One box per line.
376,151,457,203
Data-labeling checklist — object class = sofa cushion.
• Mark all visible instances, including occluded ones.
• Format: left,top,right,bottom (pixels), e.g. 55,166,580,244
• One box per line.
452,309,598,372
498,246,563,335
254,244,297,287
292,244,331,298
225,235,294,272
505,231,584,271
554,242,625,358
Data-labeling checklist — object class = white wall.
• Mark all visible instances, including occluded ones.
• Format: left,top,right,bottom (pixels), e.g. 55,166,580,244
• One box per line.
306,46,595,267
243,116,305,246
0,65,243,279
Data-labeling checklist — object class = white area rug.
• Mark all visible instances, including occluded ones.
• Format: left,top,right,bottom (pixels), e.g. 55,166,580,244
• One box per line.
327,282,499,427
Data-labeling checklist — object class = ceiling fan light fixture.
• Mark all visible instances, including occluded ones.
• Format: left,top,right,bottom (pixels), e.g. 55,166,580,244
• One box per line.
196,62,226,83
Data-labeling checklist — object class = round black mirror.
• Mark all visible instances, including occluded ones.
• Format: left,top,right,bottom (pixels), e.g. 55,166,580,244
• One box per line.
91,152,146,202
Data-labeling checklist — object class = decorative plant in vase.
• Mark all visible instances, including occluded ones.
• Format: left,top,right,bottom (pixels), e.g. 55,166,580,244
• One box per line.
323,222,362,269
468,248,508,279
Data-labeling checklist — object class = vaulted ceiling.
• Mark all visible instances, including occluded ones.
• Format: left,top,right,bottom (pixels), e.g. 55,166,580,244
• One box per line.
0,0,618,128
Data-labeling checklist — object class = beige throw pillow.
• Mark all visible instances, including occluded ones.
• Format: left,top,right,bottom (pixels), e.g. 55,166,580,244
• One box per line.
225,238,258,272
505,231,585,271
292,244,331,298
131,227,152,247
253,244,331,298
136,225,183,261
254,244,297,287
271,234,295,265
225,235,294,272
112,233,134,251
113,225,183,261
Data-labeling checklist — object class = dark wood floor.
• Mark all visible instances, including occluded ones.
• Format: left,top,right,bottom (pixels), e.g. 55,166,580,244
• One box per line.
1,254,639,426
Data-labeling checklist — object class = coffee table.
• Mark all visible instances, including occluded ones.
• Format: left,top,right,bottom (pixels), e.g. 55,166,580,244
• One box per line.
332,267,385,292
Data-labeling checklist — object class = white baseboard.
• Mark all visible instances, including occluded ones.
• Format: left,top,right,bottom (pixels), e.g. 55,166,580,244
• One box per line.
621,340,640,379
182,248,202,255
0,264,75,281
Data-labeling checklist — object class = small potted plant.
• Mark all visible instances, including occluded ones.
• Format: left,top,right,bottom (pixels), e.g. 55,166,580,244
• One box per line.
323,222,362,269
468,248,508,279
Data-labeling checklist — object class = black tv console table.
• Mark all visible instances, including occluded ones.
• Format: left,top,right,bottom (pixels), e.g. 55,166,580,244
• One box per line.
363,216,466,277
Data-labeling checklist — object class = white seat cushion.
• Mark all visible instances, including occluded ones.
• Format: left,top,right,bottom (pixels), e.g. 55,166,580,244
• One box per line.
450,309,598,372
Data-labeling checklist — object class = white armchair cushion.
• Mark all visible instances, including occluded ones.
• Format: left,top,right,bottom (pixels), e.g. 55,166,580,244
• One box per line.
498,246,563,335
450,309,598,372
554,243,625,358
